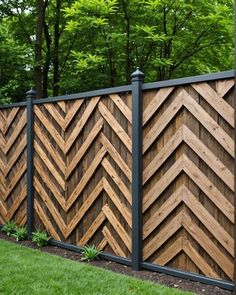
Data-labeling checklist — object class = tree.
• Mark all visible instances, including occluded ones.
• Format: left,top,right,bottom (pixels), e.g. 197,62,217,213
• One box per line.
0,0,234,102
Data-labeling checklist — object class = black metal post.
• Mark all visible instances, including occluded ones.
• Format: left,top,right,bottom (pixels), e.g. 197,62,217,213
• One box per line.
131,68,144,270
26,89,36,238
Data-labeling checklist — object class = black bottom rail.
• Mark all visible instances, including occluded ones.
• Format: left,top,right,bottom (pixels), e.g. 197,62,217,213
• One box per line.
49,239,233,291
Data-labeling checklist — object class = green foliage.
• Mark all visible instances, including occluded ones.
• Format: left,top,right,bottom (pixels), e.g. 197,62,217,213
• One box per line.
1,221,17,236
12,226,27,242
32,230,51,247
81,244,101,261
0,0,233,97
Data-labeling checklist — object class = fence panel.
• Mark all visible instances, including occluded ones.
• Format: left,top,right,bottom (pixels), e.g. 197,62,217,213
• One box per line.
0,106,27,225
142,78,234,281
33,93,132,258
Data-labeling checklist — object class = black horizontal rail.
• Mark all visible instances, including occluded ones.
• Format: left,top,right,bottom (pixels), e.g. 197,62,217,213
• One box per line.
142,70,234,90
141,262,234,291
0,101,27,109
49,239,132,266
33,84,132,104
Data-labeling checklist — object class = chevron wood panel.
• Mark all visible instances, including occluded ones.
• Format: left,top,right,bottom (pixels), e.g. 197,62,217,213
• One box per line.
33,92,132,258
0,107,27,226
142,78,234,281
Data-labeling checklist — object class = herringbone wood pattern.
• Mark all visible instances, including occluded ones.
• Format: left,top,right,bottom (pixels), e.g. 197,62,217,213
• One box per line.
33,93,132,257
142,79,234,281
0,76,234,282
0,107,27,225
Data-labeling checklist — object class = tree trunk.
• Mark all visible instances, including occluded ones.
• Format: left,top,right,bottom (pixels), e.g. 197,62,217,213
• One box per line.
53,0,61,96
35,0,45,99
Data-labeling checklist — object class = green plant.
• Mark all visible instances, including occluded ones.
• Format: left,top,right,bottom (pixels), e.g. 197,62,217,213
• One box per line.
81,245,101,262
32,230,51,247
1,221,16,236
12,226,27,241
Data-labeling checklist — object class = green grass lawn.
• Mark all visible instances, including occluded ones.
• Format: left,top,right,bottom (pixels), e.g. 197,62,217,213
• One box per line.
0,239,194,295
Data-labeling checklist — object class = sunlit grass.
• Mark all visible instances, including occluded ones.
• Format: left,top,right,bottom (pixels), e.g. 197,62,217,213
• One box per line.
0,239,194,295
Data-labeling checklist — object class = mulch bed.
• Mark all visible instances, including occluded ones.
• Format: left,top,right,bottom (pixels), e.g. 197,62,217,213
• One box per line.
0,232,232,295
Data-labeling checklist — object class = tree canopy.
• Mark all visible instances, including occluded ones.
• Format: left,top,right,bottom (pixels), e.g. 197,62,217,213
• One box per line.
0,0,234,102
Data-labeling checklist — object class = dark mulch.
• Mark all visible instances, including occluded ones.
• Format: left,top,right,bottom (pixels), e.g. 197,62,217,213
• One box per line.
0,232,232,295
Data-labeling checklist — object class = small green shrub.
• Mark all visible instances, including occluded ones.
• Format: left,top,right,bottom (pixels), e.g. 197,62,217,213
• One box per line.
1,221,16,236
32,230,51,247
81,245,101,262
12,226,27,241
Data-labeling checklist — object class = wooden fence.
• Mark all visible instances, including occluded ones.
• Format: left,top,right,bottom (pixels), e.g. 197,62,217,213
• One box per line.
0,70,234,290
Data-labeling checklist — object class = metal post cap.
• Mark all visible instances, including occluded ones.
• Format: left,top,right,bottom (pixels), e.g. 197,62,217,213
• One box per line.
131,68,144,81
26,88,36,99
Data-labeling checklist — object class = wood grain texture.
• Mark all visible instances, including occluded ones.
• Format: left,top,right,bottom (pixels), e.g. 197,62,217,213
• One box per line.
142,78,234,281
0,107,27,225
0,76,234,282
33,93,132,258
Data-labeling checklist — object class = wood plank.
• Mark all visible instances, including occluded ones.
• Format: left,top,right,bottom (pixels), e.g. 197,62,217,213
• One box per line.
102,204,131,252
0,111,5,132
154,237,183,265
4,135,26,177
57,101,66,113
183,188,234,256
43,103,66,130
102,226,126,257
143,87,174,126
66,147,106,211
143,156,183,213
34,142,65,190
97,238,108,251
34,158,66,210
143,185,183,239
98,102,132,153
65,96,100,153
183,155,234,223
64,99,84,129
6,185,27,220
102,158,132,205
143,127,183,184
103,178,132,228
34,199,61,241
0,198,7,218
3,107,19,134
143,212,182,261
34,177,67,237
183,239,220,279
0,157,5,174
18,209,27,226
109,94,132,124
183,90,234,157
66,179,103,238
216,79,234,98
4,110,27,155
0,132,6,151
143,91,183,153
183,212,233,280
100,132,132,182
183,125,234,191
66,117,103,179
78,211,106,245
35,123,65,175
4,161,27,201
192,83,234,127
35,106,65,152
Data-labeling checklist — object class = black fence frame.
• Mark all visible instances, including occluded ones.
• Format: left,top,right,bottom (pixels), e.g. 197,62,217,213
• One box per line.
0,69,235,291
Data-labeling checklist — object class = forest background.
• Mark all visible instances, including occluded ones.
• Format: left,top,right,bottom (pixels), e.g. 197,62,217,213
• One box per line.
0,0,234,102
